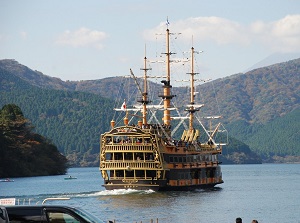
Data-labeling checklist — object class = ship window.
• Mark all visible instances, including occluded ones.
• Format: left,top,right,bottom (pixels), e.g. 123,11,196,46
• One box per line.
114,153,123,160
206,169,214,178
146,153,153,160
206,169,209,177
136,170,145,178
193,170,199,179
201,169,206,179
207,155,210,161
116,170,124,177
125,153,133,160
190,171,194,179
184,173,190,179
134,137,140,143
105,153,111,160
146,170,156,178
186,172,192,179
106,137,113,144
179,173,184,179
125,170,134,178
180,172,190,179
135,153,143,161
131,137,135,143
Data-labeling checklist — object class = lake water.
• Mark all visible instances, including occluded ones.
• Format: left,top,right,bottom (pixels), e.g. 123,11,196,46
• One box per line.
0,164,299,223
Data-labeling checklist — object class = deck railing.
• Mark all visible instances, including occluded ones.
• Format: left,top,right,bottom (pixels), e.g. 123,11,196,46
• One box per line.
102,161,160,170
104,144,153,152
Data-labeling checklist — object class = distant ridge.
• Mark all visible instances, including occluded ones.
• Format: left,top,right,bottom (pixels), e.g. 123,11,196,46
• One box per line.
245,52,300,72
1,58,300,164
1,58,300,125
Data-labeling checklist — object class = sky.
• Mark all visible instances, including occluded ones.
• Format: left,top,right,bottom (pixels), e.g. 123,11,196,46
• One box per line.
1,0,300,85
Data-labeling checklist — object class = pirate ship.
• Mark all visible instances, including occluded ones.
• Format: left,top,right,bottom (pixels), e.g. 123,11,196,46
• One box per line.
99,22,227,191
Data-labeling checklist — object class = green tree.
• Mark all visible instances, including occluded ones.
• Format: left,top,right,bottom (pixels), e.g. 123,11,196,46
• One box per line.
0,104,68,177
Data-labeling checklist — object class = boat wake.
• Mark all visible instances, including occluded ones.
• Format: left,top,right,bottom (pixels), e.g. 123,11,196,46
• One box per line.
95,189,155,196
62,189,155,197
6,189,156,203
4,191,99,201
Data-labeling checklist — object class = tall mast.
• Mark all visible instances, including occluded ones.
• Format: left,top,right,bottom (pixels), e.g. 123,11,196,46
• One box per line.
187,45,200,130
138,45,151,125
164,28,171,126
142,56,148,125
159,28,175,127
166,29,171,85
189,46,195,130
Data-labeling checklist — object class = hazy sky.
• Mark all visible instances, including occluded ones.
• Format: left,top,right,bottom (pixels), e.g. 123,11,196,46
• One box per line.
1,0,300,83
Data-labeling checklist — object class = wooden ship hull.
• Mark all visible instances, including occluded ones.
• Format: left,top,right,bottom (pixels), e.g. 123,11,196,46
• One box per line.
100,20,226,191
100,125,223,191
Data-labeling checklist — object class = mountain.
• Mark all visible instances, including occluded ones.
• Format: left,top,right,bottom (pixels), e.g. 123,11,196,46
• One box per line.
0,64,115,166
1,58,300,164
205,59,300,124
0,59,76,90
245,52,300,72
2,58,299,125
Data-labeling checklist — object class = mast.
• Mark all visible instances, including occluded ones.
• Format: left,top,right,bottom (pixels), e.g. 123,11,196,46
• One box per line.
141,46,151,125
129,46,152,127
164,28,171,126
189,46,196,130
187,45,200,130
142,55,148,125
159,28,175,127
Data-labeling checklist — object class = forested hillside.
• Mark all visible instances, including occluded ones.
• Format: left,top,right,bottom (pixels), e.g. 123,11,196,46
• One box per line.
2,58,299,126
244,107,300,158
0,63,262,166
206,59,300,124
0,67,115,166
1,58,299,164
0,104,67,177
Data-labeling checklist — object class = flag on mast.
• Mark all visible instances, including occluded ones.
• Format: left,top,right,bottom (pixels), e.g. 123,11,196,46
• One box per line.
121,101,126,111
166,17,170,27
